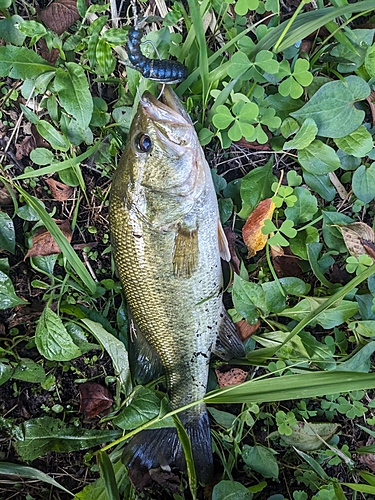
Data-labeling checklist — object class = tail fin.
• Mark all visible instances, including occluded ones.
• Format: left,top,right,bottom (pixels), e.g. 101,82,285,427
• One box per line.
122,411,213,484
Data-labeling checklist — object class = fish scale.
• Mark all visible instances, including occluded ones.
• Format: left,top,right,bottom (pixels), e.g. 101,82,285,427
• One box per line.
109,86,244,483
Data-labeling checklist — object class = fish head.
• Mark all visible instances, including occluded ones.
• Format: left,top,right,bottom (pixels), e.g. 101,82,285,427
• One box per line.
126,87,204,195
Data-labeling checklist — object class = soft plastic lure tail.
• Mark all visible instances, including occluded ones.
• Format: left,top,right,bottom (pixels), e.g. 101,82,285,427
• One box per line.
126,25,188,84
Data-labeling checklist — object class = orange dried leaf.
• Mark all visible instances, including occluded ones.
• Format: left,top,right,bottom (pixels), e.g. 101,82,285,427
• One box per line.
242,198,275,258
46,178,74,201
25,220,72,258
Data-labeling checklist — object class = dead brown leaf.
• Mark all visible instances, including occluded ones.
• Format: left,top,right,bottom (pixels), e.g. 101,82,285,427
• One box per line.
31,124,51,149
25,220,72,259
235,319,260,341
223,225,240,274
366,88,375,127
15,135,36,160
339,222,375,257
79,382,113,419
37,38,60,65
36,0,84,35
242,198,275,258
272,245,303,278
46,178,74,201
363,240,375,260
215,366,249,388
358,436,375,472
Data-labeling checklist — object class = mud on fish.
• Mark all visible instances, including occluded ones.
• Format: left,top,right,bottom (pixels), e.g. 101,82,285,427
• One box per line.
109,86,244,483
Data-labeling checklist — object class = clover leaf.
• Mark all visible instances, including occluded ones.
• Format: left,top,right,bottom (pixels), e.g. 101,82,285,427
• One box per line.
279,58,313,99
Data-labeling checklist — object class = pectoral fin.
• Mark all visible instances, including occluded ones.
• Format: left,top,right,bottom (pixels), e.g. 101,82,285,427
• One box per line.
218,221,230,262
214,309,245,360
173,226,198,278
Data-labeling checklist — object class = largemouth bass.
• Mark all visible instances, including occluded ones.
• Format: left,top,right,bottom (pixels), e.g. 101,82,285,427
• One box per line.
109,86,244,483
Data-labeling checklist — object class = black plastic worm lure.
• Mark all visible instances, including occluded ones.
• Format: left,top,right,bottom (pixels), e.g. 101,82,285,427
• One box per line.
126,26,188,84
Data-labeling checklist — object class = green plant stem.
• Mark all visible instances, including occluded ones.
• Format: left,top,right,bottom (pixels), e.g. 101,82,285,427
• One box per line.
266,242,285,297
296,214,323,232
273,0,310,53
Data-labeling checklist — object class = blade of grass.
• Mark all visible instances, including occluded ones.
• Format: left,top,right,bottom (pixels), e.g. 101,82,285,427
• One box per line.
204,371,375,404
5,180,97,294
97,450,121,500
186,0,209,113
100,370,375,451
0,462,74,496
13,140,101,180
172,415,197,500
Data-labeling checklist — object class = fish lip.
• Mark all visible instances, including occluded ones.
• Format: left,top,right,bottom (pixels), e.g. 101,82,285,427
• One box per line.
140,90,194,153
141,91,190,127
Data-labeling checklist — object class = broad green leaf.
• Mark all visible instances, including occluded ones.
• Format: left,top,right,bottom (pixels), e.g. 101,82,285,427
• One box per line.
0,0,12,8
279,297,358,329
290,76,370,138
242,445,279,479
322,210,353,252
284,187,318,225
0,462,73,496
337,149,362,171
0,270,28,309
0,15,26,46
12,358,46,383
298,140,340,174
14,416,121,461
0,45,54,79
289,226,319,261
204,371,375,405
336,341,375,372
36,120,70,151
352,163,375,203
113,387,161,430
35,306,82,361
212,480,253,500
238,160,276,219
283,117,317,150
30,147,55,166
302,171,335,201
279,277,311,296
334,126,373,158
0,212,15,253
281,422,338,451
261,281,286,314
365,43,375,78
208,408,236,428
0,362,12,386
82,319,132,395
232,274,267,324
55,63,93,130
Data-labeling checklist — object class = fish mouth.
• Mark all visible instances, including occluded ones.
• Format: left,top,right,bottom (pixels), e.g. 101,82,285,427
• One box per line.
140,89,194,152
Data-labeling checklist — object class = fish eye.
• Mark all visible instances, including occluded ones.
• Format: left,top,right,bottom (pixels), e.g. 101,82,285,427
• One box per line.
135,134,152,153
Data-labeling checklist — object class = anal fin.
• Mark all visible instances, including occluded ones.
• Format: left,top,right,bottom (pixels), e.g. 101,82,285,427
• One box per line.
173,226,198,278
214,309,245,360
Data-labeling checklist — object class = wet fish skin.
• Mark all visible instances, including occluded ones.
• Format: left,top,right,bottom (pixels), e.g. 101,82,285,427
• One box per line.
109,87,243,482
